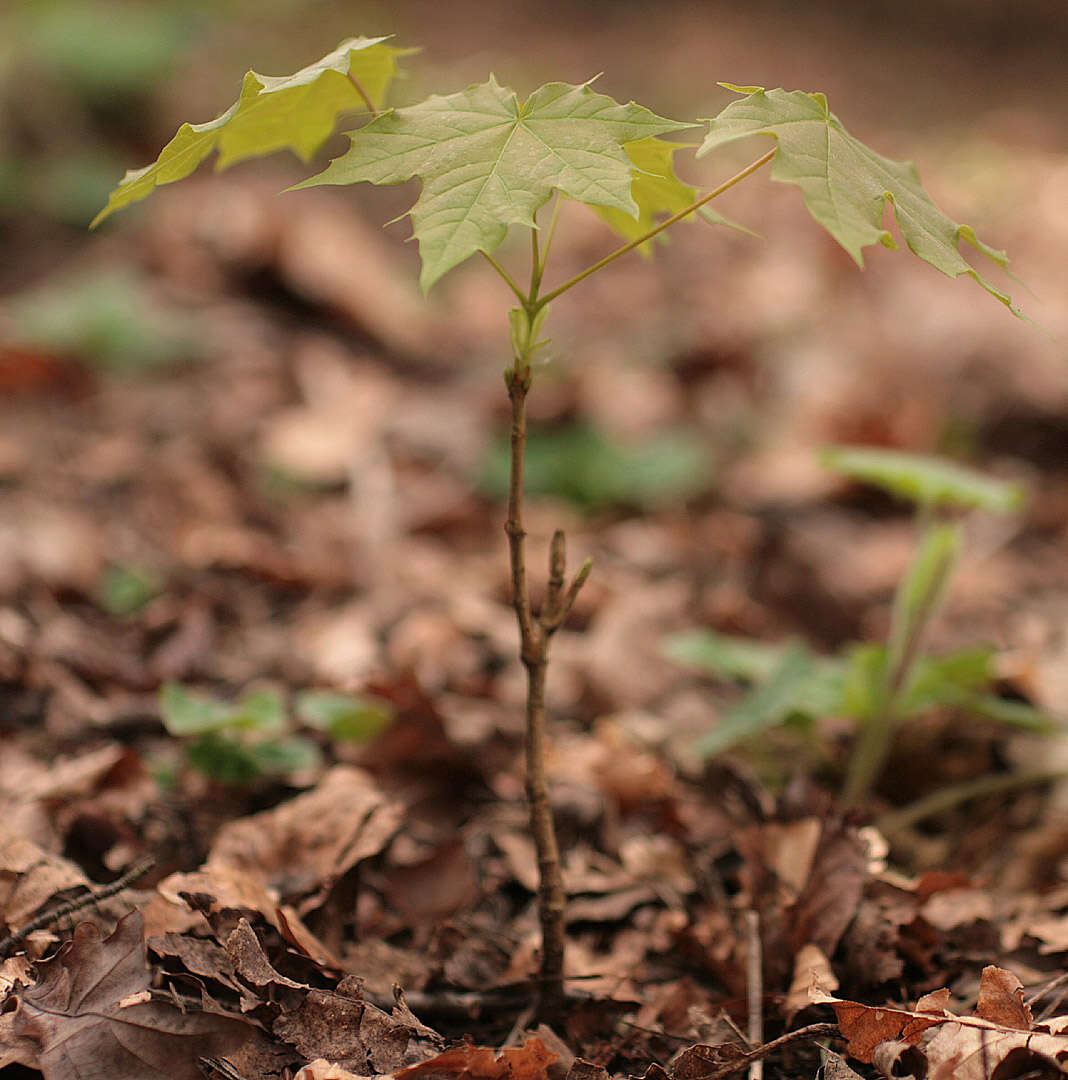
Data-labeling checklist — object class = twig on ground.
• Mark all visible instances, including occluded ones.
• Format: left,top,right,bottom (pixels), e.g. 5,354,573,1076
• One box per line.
745,910,763,1080
0,854,156,958
710,1023,841,1080
1027,969,1068,1021
199,1057,249,1080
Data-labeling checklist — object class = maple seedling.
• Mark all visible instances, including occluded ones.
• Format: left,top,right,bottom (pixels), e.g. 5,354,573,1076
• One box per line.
93,37,1026,1016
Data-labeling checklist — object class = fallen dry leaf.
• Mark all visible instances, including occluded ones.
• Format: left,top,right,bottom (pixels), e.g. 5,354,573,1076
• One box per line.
273,979,429,1075
0,910,250,1079
160,765,403,926
395,1037,559,1080
918,1016,1068,1080
813,965,1068,1077
0,828,89,934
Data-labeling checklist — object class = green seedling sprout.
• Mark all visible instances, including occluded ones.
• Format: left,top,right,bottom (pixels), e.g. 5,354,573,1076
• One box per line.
94,40,1028,1015
820,446,1026,804
667,448,1040,809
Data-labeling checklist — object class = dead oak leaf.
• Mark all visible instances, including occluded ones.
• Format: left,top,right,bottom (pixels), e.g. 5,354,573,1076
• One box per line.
0,910,250,1080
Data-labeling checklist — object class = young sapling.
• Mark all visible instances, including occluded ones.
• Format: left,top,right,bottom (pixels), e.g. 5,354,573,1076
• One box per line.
93,38,1028,1015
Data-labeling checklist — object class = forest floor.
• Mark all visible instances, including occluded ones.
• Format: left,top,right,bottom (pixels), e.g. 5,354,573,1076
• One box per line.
2,3,1068,1078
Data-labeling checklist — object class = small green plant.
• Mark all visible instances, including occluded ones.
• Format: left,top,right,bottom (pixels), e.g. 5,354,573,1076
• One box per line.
666,447,1048,805
479,422,710,510
159,682,392,785
95,38,1029,1013
97,563,162,617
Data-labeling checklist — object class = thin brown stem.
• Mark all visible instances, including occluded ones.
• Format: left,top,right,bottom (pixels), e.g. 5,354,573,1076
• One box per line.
506,367,535,645
504,363,590,1018
498,146,771,1015
524,655,566,1013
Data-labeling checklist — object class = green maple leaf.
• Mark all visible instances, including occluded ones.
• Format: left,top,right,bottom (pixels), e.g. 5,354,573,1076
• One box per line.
294,76,693,290
699,86,1019,313
92,37,406,227
592,137,697,253
593,137,757,254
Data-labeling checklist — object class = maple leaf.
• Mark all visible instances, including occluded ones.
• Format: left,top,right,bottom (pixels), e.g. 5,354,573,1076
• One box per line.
294,77,693,290
699,86,1020,313
592,138,697,252
92,37,405,227
593,137,756,252
0,911,250,1080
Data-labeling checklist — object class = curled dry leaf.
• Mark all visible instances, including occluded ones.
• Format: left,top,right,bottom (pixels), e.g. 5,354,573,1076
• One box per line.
157,765,403,932
784,942,837,1021
812,964,1068,1078
976,963,1033,1029
0,910,250,1080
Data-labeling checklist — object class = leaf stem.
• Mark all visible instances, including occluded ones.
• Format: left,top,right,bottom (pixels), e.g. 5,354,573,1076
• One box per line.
843,517,960,805
535,147,775,308
529,223,545,302
346,73,380,116
537,195,563,280
481,251,529,305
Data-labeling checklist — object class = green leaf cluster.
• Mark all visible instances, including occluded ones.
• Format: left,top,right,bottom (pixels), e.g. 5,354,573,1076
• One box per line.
97,564,161,617
4,268,195,372
93,39,1025,319
294,76,692,290
665,631,1049,760
159,683,392,784
666,446,1043,783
